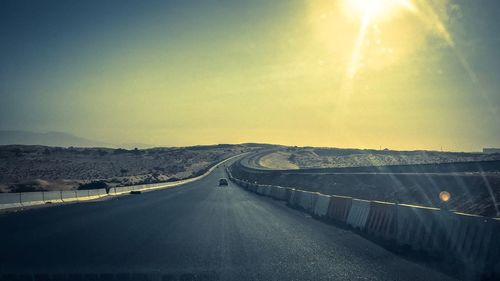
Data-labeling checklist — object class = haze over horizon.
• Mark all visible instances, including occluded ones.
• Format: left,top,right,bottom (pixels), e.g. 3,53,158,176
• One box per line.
1,0,499,151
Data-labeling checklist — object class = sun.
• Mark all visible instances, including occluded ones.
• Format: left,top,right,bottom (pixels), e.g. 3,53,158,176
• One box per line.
345,0,415,22
343,0,417,79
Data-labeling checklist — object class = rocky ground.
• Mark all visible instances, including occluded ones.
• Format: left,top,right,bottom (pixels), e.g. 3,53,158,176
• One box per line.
244,147,500,217
0,144,262,193
258,147,500,169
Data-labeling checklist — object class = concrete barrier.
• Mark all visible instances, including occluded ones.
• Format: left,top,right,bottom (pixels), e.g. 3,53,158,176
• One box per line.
61,190,78,202
231,171,500,279
263,185,273,197
288,189,302,208
492,218,500,279
135,184,147,191
298,191,317,213
284,188,294,202
20,192,45,206
438,212,500,277
256,185,266,195
269,186,279,199
113,186,132,195
287,189,295,204
365,201,397,240
327,195,352,222
313,193,330,217
97,188,108,197
346,199,371,231
87,189,101,199
396,204,441,252
42,191,63,203
130,184,141,191
0,156,235,210
0,193,22,209
249,183,257,192
76,190,91,201
246,182,253,190
112,187,122,195
271,186,287,201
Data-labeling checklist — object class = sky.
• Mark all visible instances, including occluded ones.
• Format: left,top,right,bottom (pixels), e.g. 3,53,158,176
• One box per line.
0,0,499,151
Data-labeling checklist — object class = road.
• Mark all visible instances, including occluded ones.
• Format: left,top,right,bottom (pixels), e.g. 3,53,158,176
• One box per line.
0,160,457,281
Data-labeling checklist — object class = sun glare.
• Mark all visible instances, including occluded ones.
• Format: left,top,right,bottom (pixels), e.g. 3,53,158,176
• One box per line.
343,0,429,80
346,0,415,22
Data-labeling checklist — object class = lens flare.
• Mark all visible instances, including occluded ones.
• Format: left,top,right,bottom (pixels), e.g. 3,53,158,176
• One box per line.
439,191,451,202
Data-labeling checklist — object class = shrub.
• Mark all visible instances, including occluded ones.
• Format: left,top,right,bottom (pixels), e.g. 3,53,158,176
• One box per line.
79,181,108,190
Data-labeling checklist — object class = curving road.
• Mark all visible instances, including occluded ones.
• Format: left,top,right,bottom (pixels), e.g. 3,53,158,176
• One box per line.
0,160,457,281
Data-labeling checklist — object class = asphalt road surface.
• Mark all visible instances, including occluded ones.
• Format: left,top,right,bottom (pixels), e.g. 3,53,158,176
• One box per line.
0,161,458,281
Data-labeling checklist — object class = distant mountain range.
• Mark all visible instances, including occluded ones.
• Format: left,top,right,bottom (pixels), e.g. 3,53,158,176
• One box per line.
0,130,115,148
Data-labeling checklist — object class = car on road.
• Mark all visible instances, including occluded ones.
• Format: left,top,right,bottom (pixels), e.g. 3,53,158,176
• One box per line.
218,178,228,186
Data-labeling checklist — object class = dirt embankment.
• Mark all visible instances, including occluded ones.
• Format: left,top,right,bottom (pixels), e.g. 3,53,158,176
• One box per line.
231,161,500,218
259,148,500,170
0,144,260,193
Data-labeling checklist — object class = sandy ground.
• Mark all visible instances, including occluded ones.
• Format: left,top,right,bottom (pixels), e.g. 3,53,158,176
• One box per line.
259,151,299,169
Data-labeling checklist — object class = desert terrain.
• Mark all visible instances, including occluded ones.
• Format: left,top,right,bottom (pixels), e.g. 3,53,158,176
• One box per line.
0,144,262,193
234,147,500,217
258,147,500,169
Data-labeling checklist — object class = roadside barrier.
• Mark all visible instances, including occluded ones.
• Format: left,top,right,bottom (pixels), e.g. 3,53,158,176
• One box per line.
286,189,295,205
42,191,63,204
313,193,330,217
269,186,279,199
288,189,302,208
86,188,106,199
113,186,127,195
440,212,500,277
346,199,371,231
117,186,138,195
271,186,288,201
249,183,257,192
228,169,500,280
0,193,22,209
298,191,317,213
76,190,91,201
396,204,441,252
492,218,500,278
327,195,352,223
365,201,397,240
20,192,44,206
264,185,273,197
256,185,266,195
99,188,108,196
284,188,294,202
0,155,240,211
61,190,78,202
